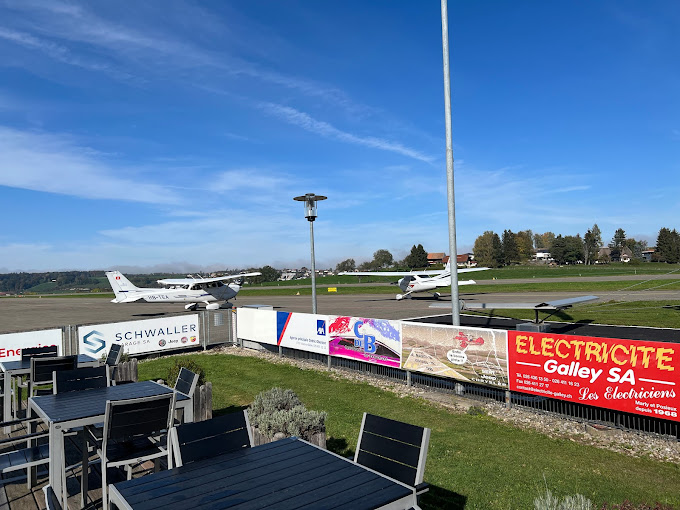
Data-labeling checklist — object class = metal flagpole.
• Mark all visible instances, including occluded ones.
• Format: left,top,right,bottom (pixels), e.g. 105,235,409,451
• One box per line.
441,0,460,326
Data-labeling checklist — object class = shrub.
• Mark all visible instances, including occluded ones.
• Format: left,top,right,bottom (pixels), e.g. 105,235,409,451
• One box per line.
248,387,326,441
165,358,206,388
467,406,488,417
534,489,593,510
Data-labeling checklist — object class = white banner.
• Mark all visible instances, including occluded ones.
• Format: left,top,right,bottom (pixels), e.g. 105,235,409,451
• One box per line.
274,311,329,355
78,315,200,358
0,329,63,362
236,308,277,344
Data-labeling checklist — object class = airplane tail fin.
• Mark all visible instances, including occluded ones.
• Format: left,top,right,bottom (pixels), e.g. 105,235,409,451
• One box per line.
106,271,139,302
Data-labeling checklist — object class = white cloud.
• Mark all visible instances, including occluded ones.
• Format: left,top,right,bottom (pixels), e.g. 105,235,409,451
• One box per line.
0,126,182,204
260,103,435,163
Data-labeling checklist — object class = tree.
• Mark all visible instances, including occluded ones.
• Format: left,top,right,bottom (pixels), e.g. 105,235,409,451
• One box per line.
516,230,534,261
656,228,680,263
624,238,647,260
583,223,602,265
473,231,502,268
552,235,584,264
534,232,555,250
335,258,355,273
501,230,519,265
403,244,429,269
610,228,626,250
257,265,281,283
371,249,394,269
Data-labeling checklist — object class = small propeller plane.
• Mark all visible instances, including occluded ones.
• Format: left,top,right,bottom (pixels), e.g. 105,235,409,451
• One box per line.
106,270,261,310
340,261,489,300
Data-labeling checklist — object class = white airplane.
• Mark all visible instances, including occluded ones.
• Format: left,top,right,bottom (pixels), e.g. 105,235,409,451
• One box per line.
340,261,489,300
106,270,261,310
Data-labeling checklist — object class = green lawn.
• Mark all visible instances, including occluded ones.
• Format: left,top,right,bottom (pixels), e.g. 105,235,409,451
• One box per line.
138,353,680,510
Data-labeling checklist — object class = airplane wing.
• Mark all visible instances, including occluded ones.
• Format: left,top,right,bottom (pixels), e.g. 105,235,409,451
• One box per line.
429,295,599,310
158,272,262,286
340,267,489,277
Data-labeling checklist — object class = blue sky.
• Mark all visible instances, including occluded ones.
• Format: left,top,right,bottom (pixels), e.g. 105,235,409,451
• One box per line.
0,1,678,273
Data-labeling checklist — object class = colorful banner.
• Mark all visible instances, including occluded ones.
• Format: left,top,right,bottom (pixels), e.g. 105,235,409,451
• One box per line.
328,316,401,367
78,314,200,357
0,329,63,362
402,323,509,388
508,331,679,422
275,312,329,355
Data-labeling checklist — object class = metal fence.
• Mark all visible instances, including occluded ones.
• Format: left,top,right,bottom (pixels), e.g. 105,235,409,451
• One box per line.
3,310,678,441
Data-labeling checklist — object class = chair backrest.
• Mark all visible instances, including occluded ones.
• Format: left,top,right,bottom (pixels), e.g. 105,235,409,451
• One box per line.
53,366,109,394
105,344,123,367
354,413,430,488
171,410,253,467
22,345,58,361
30,356,78,386
174,367,199,397
103,393,175,450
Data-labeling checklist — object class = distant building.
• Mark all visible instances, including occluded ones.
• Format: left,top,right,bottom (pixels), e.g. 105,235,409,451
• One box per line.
532,249,552,263
642,249,655,262
456,253,477,267
427,252,446,265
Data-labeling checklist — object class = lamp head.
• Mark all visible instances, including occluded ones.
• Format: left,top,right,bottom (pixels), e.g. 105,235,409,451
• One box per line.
293,193,327,221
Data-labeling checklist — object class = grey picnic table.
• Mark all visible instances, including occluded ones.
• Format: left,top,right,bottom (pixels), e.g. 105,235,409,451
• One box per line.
29,380,192,509
109,436,417,510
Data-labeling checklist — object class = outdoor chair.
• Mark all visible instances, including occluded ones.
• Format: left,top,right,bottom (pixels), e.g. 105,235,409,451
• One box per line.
84,392,175,508
42,485,63,510
0,416,50,489
170,410,253,467
28,356,78,398
21,345,58,361
53,365,109,394
173,367,199,424
104,344,124,385
354,413,431,509
14,346,59,418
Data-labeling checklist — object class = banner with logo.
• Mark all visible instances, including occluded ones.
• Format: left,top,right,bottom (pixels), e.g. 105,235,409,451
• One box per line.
508,331,679,422
273,312,329,354
328,316,402,367
402,323,509,388
0,329,63,362
78,315,200,358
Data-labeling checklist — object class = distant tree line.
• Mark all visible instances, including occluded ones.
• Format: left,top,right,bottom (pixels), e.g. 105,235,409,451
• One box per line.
0,271,104,293
336,244,430,273
472,225,678,267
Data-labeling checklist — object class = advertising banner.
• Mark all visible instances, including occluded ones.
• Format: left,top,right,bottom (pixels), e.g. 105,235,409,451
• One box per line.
236,308,276,344
328,316,401,367
0,329,63,362
273,312,329,355
78,315,200,358
402,323,509,388
508,331,679,422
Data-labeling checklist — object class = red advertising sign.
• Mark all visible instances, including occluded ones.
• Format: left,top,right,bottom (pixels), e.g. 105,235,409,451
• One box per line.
507,331,679,422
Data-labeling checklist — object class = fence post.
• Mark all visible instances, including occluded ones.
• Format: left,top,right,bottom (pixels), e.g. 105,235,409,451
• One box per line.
327,355,331,370
406,370,412,387
505,390,512,409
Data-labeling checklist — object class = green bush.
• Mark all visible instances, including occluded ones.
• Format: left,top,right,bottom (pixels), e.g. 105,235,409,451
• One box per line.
466,406,488,417
165,358,206,387
248,387,326,441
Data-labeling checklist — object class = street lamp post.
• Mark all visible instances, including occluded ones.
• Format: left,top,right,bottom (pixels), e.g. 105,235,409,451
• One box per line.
293,193,327,314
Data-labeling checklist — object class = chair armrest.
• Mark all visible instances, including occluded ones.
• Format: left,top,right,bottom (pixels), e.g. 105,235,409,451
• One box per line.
414,482,429,495
0,417,43,428
0,430,49,446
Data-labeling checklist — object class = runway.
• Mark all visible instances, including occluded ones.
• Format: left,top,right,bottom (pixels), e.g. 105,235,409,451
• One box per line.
2,287,678,334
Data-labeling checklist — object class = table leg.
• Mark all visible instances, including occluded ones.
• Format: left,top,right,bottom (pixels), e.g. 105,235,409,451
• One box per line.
2,371,11,433
48,424,67,509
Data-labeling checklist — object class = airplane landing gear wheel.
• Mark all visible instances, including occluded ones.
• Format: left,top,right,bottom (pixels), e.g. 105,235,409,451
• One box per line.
434,292,441,300
185,303,198,311
396,294,403,301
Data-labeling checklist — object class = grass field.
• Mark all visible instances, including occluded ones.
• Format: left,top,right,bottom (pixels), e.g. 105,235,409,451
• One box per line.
138,353,680,510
